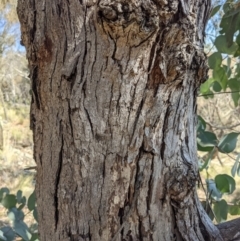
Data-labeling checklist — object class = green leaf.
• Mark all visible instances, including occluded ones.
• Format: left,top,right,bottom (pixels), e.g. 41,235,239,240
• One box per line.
225,13,240,47
18,203,25,210
222,64,232,78
199,149,215,171
232,93,240,107
220,5,240,36
228,78,240,106
197,115,206,131
21,196,26,206
16,190,23,204
30,233,39,241
231,92,240,107
212,81,222,92
235,63,240,78
1,194,17,209
0,227,15,241
27,191,36,211
214,199,228,223
200,78,215,94
17,196,27,211
206,179,222,201
223,6,240,18
215,174,236,194
8,208,24,221
218,132,239,153
229,205,240,215
237,162,240,176
210,5,221,18
228,78,240,90
215,35,238,54
0,188,9,201
220,16,231,34
223,1,232,13
236,32,240,46
231,154,240,177
13,220,32,241
234,47,240,57
208,53,222,69
199,157,211,171
33,208,38,222
213,67,228,90
0,230,7,241
197,144,214,152
197,131,217,152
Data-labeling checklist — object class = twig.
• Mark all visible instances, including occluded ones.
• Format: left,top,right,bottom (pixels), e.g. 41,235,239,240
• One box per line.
198,90,240,97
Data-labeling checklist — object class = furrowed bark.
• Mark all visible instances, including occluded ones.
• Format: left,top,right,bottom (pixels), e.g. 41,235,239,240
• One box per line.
217,218,240,241
17,0,235,240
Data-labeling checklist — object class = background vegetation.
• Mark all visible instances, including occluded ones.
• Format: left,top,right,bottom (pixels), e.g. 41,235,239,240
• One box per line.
0,0,240,240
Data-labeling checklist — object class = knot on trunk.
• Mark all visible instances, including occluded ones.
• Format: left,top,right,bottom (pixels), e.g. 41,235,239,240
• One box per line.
98,0,159,40
191,50,209,86
148,24,208,86
166,168,197,203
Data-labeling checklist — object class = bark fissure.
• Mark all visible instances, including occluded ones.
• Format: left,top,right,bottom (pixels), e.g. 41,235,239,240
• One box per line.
130,98,145,145
160,104,170,161
78,8,88,88
146,155,154,213
50,51,58,92
31,66,40,109
84,107,94,135
54,128,64,230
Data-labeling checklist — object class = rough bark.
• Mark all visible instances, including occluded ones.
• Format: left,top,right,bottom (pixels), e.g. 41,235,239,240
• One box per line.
217,218,240,241
17,0,236,240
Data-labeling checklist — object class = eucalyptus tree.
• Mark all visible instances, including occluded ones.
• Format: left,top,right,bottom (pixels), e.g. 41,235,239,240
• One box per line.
17,0,240,240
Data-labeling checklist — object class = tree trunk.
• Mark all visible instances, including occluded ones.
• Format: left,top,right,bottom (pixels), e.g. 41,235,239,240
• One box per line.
17,0,231,240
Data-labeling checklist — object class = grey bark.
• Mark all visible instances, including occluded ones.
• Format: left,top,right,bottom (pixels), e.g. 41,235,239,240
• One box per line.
17,0,237,240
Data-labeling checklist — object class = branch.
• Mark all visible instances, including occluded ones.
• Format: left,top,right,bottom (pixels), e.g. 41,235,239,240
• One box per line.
216,218,240,241
210,123,240,130
198,90,240,97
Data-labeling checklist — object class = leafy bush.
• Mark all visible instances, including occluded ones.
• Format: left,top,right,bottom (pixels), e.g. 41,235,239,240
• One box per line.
198,0,240,223
0,188,38,241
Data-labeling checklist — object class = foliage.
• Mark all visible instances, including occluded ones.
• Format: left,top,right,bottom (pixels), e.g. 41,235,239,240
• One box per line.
198,0,240,223
0,188,38,241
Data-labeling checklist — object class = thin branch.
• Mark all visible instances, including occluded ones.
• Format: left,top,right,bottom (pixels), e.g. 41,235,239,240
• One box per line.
226,153,237,162
198,90,240,97
210,123,240,130
217,217,240,241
